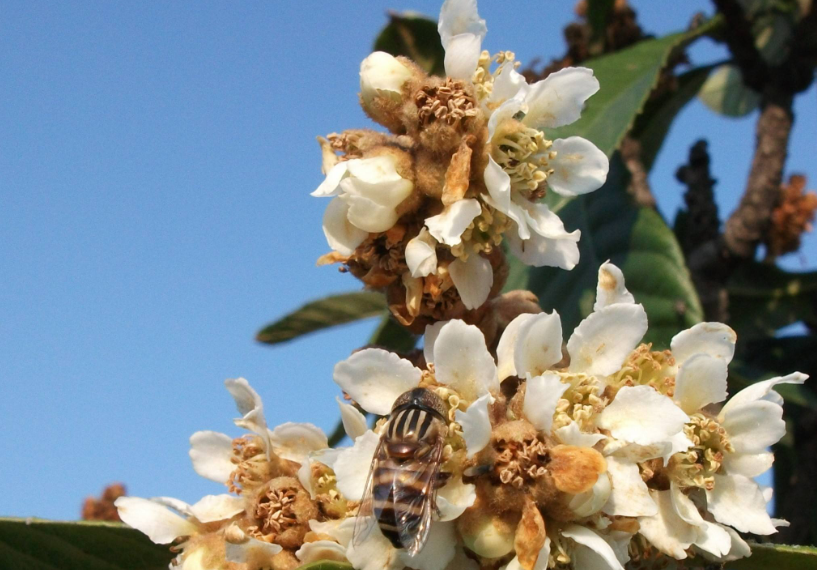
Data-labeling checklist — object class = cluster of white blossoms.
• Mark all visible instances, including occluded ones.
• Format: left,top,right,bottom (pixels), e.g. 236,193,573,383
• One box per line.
117,261,805,570
313,0,608,330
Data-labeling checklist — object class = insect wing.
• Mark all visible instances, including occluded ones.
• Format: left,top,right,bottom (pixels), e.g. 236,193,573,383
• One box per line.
352,437,382,547
394,433,445,556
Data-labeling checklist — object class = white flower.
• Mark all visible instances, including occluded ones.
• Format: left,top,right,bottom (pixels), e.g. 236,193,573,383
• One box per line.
313,155,414,255
482,67,609,269
189,378,327,485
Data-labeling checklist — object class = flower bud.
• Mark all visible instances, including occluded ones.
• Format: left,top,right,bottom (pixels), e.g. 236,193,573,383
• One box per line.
459,511,515,559
360,52,412,106
359,52,413,132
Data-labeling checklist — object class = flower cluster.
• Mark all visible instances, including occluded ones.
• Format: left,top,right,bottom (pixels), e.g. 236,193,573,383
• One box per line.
313,0,609,330
118,262,805,570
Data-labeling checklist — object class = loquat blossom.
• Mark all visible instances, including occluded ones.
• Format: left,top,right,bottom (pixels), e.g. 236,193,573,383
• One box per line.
312,0,609,332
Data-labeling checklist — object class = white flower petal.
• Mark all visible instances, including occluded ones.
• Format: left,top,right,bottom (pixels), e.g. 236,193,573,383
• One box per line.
360,52,413,102
496,313,537,381
706,474,777,535
514,311,564,378
721,399,785,453
115,497,198,545
670,485,731,558
567,304,648,377
149,496,194,518
225,535,283,564
670,322,737,366
602,456,657,517
296,540,348,564
562,524,624,570
310,518,357,547
637,490,695,559
547,137,609,197
406,228,438,277
400,521,457,570
189,431,234,484
334,430,381,502
225,378,270,451
438,0,487,45
597,386,689,446
605,432,693,466
483,157,527,235
312,161,348,197
423,321,448,366
456,394,493,458
717,525,752,562
570,474,612,518
594,261,634,310
490,64,527,106
338,397,368,441
674,353,729,414
437,477,477,521
323,196,368,255
450,254,493,310
269,422,328,463
425,199,482,246
505,221,581,269
523,372,569,433
189,494,244,523
438,0,486,80
554,421,607,448
444,33,483,79
297,456,315,499
347,523,403,570
522,67,599,129
334,348,423,416
722,451,774,477
434,320,498,400
341,181,410,234
721,372,807,413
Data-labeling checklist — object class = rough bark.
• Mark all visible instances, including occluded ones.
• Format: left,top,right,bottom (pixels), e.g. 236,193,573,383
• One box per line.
723,89,794,259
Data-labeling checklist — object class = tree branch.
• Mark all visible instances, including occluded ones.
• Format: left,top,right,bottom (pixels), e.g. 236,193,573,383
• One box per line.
724,89,794,259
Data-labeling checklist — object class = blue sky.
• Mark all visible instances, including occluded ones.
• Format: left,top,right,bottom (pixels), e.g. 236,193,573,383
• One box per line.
1,1,814,520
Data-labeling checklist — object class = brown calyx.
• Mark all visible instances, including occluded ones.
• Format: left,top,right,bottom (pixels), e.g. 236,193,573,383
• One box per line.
248,476,317,549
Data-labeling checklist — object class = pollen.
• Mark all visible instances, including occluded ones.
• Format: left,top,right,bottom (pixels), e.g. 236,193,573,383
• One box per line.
669,413,733,490
451,202,512,261
492,125,555,196
552,374,604,432
254,487,298,536
492,421,550,488
228,435,273,495
608,344,676,397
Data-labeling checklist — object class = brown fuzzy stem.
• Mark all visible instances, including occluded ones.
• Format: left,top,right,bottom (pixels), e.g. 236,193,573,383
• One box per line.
621,136,656,208
723,89,794,259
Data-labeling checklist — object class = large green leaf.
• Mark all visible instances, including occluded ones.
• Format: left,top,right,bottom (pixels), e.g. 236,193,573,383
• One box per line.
0,518,172,570
256,292,387,345
373,12,445,76
727,263,817,341
633,65,716,172
727,542,817,570
545,19,720,211
523,155,703,348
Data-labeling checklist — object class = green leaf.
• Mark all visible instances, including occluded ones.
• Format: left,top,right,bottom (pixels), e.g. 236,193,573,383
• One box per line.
0,518,172,570
727,262,817,341
256,292,387,345
373,12,445,76
633,65,716,172
698,64,761,117
549,20,718,149
298,562,353,570
726,542,817,570
523,155,703,348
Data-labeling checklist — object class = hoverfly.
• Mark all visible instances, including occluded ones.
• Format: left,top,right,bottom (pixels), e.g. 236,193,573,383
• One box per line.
353,387,449,555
